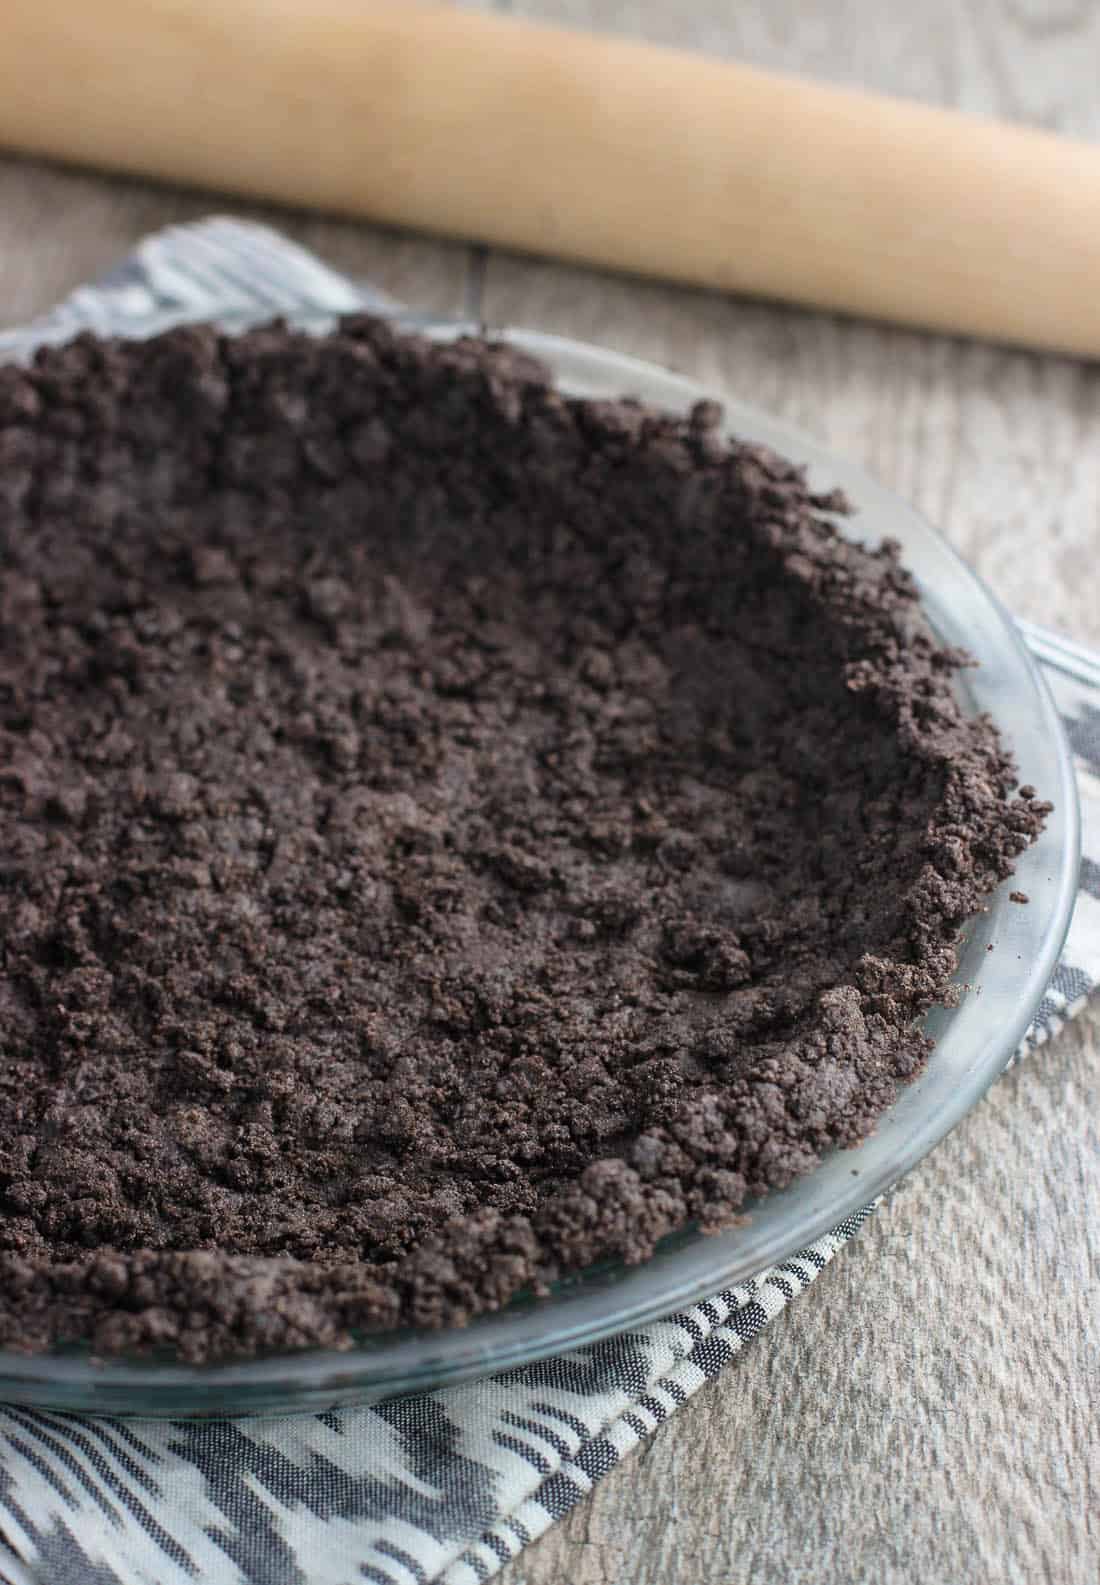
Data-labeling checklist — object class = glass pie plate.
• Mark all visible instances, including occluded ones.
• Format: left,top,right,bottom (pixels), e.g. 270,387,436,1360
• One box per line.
0,315,1080,1416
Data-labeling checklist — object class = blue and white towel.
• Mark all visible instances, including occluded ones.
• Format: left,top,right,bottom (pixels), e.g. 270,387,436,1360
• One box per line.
0,220,1094,1585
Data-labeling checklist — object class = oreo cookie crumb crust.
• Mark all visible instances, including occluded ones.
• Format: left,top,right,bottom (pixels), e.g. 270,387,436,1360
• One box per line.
0,319,1048,1360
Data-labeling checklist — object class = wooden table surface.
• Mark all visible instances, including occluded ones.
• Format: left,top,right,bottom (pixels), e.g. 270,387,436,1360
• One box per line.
1,3,1097,1582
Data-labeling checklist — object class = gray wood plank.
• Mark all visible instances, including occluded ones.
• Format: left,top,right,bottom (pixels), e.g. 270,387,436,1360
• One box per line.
495,0,1100,131
489,4,1100,1583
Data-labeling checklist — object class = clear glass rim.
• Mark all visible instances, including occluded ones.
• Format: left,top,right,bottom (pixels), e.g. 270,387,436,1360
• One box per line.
0,315,1080,1414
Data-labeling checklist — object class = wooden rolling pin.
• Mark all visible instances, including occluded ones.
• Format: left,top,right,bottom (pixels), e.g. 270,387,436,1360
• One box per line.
2,0,1100,356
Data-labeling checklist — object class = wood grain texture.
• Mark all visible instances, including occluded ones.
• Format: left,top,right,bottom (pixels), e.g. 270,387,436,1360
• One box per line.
0,3,1095,1581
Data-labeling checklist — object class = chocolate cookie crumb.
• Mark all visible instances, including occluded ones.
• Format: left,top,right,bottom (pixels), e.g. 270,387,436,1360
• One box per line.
0,318,1048,1360
1009,891,1030,904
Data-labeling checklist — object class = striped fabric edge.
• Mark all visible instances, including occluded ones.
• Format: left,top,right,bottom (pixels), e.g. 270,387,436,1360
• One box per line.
438,1210,875,1585
1008,643,1096,1063
1017,618,1100,692
0,216,396,358
0,1213,880,1585
0,1559,35,1585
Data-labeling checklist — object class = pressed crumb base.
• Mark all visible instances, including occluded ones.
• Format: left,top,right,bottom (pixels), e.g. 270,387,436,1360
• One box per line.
0,320,1048,1360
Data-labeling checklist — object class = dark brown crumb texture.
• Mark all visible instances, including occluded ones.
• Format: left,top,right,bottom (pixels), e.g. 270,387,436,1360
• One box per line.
0,319,1048,1361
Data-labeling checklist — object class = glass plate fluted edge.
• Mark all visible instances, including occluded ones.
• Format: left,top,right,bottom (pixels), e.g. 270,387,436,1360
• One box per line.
0,314,1080,1415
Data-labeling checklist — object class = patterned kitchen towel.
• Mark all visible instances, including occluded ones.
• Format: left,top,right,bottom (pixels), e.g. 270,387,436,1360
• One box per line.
0,219,1094,1585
